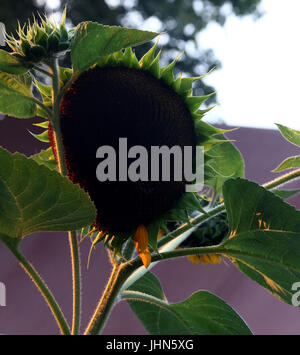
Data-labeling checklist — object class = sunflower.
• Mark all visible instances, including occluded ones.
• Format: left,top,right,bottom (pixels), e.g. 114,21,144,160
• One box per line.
46,42,225,267
177,196,228,265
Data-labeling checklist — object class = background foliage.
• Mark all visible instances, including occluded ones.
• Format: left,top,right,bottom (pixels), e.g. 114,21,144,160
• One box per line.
2,0,262,103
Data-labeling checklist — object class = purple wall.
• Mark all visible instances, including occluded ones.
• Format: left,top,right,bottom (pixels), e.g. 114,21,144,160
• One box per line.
1,117,300,335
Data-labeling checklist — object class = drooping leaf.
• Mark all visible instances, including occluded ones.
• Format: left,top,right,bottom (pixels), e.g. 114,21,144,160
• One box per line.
220,178,300,305
71,22,159,72
123,272,252,335
272,155,300,172
276,123,300,147
0,72,37,118
0,147,96,239
205,135,244,195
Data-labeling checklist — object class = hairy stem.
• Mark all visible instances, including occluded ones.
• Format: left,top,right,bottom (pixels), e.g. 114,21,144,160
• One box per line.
263,168,300,189
49,57,81,335
68,231,81,335
84,263,134,335
2,237,70,335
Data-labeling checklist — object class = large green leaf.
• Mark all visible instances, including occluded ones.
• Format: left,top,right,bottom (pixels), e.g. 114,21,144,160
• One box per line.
0,50,29,75
0,72,37,118
123,272,252,335
205,135,244,194
71,22,159,72
273,156,300,172
220,178,300,305
0,147,96,239
276,123,300,147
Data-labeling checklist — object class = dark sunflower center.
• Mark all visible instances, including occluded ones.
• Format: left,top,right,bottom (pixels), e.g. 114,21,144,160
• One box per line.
59,66,197,232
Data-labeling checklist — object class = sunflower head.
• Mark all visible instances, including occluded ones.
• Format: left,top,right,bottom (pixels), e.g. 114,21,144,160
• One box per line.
47,42,225,266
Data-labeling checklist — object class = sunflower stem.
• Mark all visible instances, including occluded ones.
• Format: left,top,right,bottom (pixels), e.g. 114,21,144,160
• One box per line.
1,236,70,335
49,57,82,335
84,263,134,335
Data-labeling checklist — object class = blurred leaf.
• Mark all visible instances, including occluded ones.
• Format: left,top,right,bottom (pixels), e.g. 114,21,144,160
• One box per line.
0,72,37,118
0,50,28,75
221,178,300,305
0,147,96,239
71,22,159,72
123,272,252,335
276,123,300,147
273,156,300,172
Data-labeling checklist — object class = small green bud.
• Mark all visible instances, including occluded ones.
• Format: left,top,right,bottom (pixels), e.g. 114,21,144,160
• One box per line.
47,33,60,52
29,45,47,61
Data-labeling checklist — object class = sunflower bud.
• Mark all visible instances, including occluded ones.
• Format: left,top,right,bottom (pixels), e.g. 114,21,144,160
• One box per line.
6,12,71,63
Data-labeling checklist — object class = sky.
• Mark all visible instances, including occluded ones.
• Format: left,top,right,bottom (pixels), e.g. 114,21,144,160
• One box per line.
199,0,300,130
46,0,300,130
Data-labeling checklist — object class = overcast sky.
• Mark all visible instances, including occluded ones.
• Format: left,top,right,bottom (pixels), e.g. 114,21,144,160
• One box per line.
199,0,300,130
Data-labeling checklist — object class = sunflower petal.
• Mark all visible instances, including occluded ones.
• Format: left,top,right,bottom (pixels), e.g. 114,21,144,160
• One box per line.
134,224,151,268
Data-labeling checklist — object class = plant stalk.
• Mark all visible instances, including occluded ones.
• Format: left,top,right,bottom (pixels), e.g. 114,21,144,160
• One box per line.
84,263,133,335
2,238,70,335
49,57,81,335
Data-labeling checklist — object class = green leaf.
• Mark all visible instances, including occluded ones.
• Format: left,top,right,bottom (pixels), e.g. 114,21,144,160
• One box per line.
276,123,300,147
124,272,252,335
59,66,73,86
0,72,37,118
221,178,300,305
0,147,96,239
29,129,49,143
34,79,52,100
205,135,244,195
0,50,29,75
271,188,300,200
272,155,300,172
30,148,57,171
127,271,165,300
71,22,159,72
